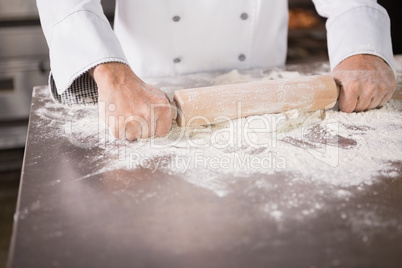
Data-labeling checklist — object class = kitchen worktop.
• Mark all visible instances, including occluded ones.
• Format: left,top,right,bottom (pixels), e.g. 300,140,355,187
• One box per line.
7,58,402,268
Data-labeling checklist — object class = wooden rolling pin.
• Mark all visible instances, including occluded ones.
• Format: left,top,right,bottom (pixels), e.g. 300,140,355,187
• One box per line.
172,74,338,127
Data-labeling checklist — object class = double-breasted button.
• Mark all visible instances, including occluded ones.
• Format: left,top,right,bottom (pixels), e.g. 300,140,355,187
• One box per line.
172,16,181,63
240,12,248,20
172,15,181,22
238,54,246,61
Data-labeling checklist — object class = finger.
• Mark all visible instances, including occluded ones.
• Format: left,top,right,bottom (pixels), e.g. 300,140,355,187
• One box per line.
366,96,381,110
367,90,385,110
125,120,142,141
138,116,151,139
123,115,150,140
154,108,173,137
354,83,378,112
354,94,373,112
378,90,394,107
338,85,358,113
155,116,172,137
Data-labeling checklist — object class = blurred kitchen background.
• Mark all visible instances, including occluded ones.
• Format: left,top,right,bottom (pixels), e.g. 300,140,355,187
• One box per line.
0,0,400,267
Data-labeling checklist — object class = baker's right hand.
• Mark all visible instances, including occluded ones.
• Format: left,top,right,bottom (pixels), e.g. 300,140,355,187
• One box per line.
90,62,172,140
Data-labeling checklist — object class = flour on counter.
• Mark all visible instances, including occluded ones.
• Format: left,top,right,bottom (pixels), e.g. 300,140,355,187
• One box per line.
33,67,402,223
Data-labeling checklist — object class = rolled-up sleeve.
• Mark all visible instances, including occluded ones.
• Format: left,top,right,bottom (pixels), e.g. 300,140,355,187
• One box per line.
37,0,128,102
312,0,395,74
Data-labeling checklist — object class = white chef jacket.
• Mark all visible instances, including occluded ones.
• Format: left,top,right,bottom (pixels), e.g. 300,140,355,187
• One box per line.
36,0,395,98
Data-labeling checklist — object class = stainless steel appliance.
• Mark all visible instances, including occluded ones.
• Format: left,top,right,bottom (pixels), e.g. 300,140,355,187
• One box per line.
0,0,50,150
0,0,115,151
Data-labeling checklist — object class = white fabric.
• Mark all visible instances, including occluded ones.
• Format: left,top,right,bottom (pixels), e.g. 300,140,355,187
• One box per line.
312,0,394,72
36,0,395,94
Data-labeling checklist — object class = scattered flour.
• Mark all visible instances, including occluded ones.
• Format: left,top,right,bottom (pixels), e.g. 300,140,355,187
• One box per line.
33,65,402,223
213,69,252,85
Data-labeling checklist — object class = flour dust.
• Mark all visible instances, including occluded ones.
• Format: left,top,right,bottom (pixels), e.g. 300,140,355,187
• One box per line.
33,66,402,225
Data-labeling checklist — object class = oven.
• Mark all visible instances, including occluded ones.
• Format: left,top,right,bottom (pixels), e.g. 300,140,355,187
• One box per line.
0,0,115,151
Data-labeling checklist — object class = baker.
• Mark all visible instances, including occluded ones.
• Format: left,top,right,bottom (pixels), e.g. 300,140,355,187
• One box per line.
37,0,396,140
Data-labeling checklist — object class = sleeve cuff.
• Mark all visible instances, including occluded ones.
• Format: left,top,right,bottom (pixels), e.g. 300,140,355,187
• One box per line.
49,71,98,106
326,5,396,76
49,10,129,93
49,60,129,106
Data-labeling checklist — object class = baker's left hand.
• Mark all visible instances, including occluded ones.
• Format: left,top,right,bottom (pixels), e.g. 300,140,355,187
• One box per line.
332,54,396,113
